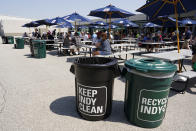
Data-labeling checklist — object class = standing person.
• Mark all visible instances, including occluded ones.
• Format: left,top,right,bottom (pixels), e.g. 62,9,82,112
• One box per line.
182,27,192,49
92,33,112,56
52,29,56,37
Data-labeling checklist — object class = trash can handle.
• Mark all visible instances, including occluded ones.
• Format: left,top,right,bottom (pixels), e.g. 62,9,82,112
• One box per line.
70,64,75,74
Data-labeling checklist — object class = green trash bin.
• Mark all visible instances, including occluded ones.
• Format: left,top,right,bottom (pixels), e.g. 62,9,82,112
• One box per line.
32,40,46,58
7,36,14,44
124,58,177,128
15,38,25,49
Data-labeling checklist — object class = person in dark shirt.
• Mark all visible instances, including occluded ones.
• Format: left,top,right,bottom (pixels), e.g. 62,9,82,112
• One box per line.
52,29,56,37
47,31,54,40
23,32,28,37
63,32,76,55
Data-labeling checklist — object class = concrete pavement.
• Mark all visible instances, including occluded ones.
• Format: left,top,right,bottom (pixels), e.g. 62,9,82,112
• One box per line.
0,43,196,131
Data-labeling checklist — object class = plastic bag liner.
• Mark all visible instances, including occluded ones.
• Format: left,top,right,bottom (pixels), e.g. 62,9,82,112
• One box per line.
70,57,120,77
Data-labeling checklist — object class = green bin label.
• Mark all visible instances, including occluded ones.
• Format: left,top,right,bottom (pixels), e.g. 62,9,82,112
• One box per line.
34,48,38,55
137,89,169,122
77,83,107,116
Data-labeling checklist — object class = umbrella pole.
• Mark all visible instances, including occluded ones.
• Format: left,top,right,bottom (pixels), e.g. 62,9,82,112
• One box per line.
109,13,112,40
75,21,77,32
29,28,31,35
174,3,181,72
46,25,48,32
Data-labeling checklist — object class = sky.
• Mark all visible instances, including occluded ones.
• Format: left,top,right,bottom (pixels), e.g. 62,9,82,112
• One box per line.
1,0,146,20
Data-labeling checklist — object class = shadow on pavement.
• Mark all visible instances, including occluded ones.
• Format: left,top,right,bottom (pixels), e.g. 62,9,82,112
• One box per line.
186,78,196,95
50,96,80,119
50,96,131,125
24,54,33,58
47,50,58,56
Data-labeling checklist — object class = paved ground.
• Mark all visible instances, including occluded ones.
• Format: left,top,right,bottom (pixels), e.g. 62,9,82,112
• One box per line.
0,43,196,131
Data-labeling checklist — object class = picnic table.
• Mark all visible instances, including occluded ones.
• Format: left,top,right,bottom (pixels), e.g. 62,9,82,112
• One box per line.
78,44,95,57
140,42,165,52
81,40,92,45
142,49,192,71
112,39,131,44
141,42,165,45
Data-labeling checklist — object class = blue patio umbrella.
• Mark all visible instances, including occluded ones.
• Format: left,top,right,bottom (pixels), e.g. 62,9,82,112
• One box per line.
22,21,40,34
123,23,139,28
112,18,139,27
144,22,161,28
35,19,56,26
78,25,88,29
90,25,105,29
89,4,134,18
63,12,91,22
136,0,196,19
22,21,40,28
136,0,196,57
49,17,69,25
104,24,118,29
90,21,107,26
88,4,135,38
63,12,91,31
55,22,73,28
151,16,182,27
181,18,196,25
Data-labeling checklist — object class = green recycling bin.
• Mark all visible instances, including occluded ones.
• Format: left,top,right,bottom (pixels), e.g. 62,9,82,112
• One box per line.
15,38,25,49
32,40,46,58
7,36,14,44
124,58,177,128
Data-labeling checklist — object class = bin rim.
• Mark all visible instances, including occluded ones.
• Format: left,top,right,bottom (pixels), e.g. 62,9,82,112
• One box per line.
125,58,177,73
126,67,175,79
74,57,118,68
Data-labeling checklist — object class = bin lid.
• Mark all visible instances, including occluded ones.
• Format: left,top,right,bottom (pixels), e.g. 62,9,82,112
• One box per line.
125,58,177,73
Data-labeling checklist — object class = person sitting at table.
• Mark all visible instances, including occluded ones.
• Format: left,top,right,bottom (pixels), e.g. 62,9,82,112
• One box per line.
92,33,112,56
171,32,177,41
147,33,161,52
52,29,56,37
33,28,41,38
182,27,192,49
47,31,54,40
63,33,76,55
143,34,154,52
92,31,102,45
23,32,28,37
41,32,47,39
71,32,81,54
84,32,89,41
58,32,64,40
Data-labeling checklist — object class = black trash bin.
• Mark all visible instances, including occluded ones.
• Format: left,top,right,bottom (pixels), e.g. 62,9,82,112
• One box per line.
70,57,120,121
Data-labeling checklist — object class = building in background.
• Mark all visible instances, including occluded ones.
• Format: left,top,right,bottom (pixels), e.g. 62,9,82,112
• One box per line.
0,15,33,36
